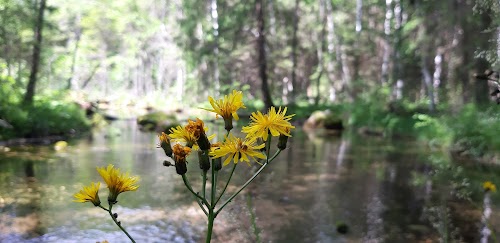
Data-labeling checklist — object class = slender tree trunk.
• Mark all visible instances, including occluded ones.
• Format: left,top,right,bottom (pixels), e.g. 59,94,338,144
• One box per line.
432,49,443,104
391,0,403,100
23,0,47,105
67,19,82,90
325,0,339,102
267,0,276,36
421,55,435,112
381,0,393,85
315,0,327,105
290,0,300,104
210,0,220,95
352,0,363,84
256,0,274,109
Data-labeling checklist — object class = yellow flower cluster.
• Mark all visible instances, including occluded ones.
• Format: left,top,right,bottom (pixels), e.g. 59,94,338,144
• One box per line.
74,165,140,205
157,90,296,172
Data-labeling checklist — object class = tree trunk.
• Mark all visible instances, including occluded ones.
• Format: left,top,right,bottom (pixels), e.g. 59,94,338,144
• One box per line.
325,0,337,102
432,49,443,104
381,0,392,84
315,0,328,105
256,0,274,109
391,0,403,100
290,0,300,104
352,0,363,83
421,56,435,112
211,0,220,95
67,18,82,90
23,0,47,105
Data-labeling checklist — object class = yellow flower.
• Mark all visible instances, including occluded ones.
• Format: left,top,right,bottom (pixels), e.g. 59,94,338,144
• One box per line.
169,120,215,149
169,125,198,148
203,90,246,131
73,182,101,206
205,90,246,120
483,181,497,192
97,164,139,203
242,106,295,141
209,134,266,166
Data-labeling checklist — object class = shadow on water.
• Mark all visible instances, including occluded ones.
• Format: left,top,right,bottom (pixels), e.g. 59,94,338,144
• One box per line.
0,120,498,242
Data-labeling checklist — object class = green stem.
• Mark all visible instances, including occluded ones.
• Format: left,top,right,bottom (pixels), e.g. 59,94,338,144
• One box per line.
265,135,272,159
246,194,261,243
108,203,136,243
182,174,210,211
206,210,215,243
215,150,281,216
202,170,207,200
214,162,237,206
211,160,217,207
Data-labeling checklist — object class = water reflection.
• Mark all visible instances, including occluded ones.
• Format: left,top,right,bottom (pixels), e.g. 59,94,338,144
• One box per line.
0,121,498,242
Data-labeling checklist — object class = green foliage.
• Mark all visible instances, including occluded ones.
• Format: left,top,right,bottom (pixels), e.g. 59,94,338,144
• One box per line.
413,113,452,147
449,104,500,157
0,92,91,140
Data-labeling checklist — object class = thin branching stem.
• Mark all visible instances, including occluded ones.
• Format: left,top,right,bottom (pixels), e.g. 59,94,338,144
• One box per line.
108,202,136,243
215,149,281,216
214,162,237,206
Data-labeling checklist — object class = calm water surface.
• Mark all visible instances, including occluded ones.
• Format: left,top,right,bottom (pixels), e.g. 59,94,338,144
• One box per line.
0,121,498,242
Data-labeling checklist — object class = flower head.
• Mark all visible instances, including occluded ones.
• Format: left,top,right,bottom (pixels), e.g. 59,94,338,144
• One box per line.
169,125,198,148
73,182,101,206
209,134,266,166
97,164,139,203
186,118,211,150
203,90,246,131
169,120,214,149
483,181,497,193
173,144,192,175
242,106,295,141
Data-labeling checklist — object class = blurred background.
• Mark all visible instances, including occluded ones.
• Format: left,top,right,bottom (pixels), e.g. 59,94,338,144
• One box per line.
0,0,500,242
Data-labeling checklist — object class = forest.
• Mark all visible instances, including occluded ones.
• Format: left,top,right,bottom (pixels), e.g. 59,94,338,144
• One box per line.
0,0,500,242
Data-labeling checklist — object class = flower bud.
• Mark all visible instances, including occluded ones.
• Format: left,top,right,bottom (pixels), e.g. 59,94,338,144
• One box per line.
173,144,191,175
213,157,222,171
197,132,211,151
224,118,233,132
198,150,211,171
277,134,289,150
175,160,187,175
158,132,173,157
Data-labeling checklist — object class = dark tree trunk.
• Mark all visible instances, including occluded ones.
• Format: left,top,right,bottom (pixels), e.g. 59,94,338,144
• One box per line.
23,0,46,105
256,0,274,109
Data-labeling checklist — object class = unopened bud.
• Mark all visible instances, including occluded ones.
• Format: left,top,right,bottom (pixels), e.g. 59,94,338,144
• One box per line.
197,133,211,151
163,160,173,167
277,134,289,150
213,157,222,171
224,118,233,132
198,150,211,171
175,159,187,175
158,132,173,157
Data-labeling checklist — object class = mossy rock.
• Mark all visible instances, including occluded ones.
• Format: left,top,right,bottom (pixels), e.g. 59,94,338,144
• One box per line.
304,110,344,131
137,111,179,132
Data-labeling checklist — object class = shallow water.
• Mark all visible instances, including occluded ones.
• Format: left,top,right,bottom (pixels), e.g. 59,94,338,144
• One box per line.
0,121,498,242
